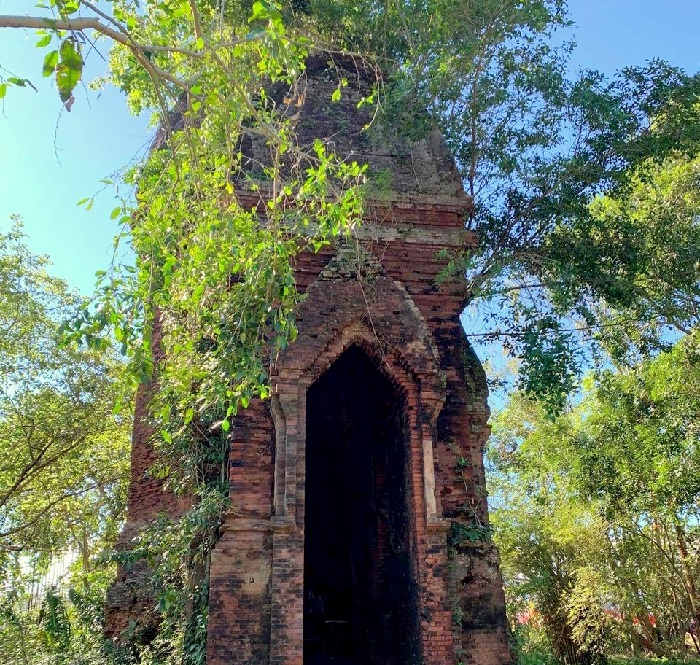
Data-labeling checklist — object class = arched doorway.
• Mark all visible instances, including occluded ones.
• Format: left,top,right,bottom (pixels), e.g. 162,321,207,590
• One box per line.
303,345,421,665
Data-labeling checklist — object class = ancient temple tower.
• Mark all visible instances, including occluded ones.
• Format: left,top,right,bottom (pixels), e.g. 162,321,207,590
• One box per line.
107,56,510,665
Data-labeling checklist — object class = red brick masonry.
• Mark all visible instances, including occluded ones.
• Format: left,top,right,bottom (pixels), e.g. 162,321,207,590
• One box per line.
106,55,511,665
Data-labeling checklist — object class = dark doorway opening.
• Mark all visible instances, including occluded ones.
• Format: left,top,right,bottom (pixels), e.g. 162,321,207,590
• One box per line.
303,346,421,665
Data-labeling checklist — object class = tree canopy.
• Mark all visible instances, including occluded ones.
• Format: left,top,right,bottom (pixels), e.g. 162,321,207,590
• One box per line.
0,221,130,563
489,334,700,663
2,0,700,414
2,1,700,663
0,222,130,665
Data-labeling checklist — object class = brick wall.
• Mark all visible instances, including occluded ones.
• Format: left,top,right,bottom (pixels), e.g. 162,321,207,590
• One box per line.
106,54,511,665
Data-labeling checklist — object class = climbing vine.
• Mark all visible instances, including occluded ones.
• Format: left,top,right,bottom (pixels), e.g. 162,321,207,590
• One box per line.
3,1,369,660
5,1,700,660
446,443,493,555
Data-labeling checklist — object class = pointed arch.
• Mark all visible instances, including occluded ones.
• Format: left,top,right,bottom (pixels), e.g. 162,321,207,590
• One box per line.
270,266,447,523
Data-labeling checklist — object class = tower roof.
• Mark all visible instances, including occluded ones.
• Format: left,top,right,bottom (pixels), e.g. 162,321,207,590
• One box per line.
237,53,471,212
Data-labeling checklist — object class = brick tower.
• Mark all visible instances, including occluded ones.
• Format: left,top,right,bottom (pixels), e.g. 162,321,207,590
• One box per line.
107,55,510,665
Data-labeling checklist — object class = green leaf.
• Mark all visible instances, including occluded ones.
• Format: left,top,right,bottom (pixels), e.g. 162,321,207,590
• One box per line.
42,50,59,78
36,34,52,48
7,77,26,87
59,0,79,16
250,0,268,21
56,39,83,103
0,84,6,99
221,419,230,432
110,206,122,220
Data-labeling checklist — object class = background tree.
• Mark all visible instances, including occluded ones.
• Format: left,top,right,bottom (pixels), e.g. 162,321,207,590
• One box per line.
490,332,700,663
0,221,130,665
489,393,612,665
2,1,700,662
571,333,700,658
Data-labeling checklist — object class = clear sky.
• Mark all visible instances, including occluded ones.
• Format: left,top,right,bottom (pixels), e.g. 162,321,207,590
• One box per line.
0,0,150,293
0,1,699,293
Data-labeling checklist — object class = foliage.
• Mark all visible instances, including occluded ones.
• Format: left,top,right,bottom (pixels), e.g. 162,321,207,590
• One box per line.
489,393,609,664
0,222,130,664
571,334,700,658
2,0,700,660
108,487,227,665
0,220,130,565
573,334,700,520
0,551,125,665
490,335,700,663
510,619,560,665
461,62,700,411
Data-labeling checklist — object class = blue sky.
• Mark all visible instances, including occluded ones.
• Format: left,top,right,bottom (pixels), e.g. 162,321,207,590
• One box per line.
0,0,150,292
568,1,700,73
0,1,699,293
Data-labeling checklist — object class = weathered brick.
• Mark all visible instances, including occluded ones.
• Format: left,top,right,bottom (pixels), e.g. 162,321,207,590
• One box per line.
106,53,510,665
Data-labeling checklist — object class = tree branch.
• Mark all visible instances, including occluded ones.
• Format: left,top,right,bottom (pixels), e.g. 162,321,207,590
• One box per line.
0,476,125,542
189,0,203,42
0,14,190,89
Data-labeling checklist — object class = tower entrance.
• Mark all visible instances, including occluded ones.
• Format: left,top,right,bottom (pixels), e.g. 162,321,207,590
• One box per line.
303,346,420,665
